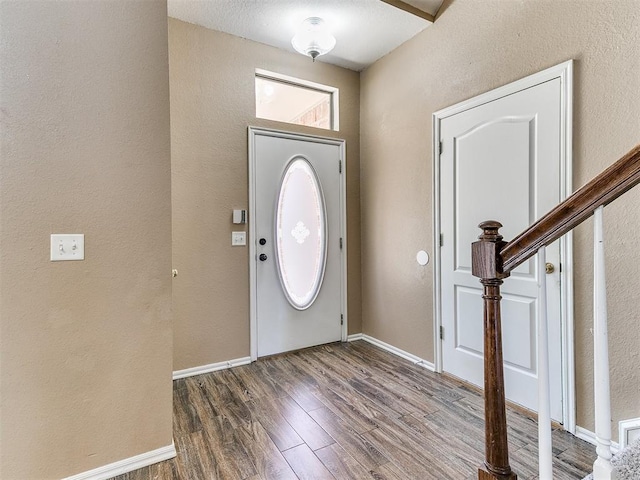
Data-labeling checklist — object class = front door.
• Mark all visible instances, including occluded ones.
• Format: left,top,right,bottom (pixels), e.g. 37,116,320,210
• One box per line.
249,128,345,358
439,78,564,421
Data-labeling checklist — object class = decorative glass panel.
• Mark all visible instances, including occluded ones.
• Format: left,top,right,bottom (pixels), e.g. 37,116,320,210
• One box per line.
275,157,327,310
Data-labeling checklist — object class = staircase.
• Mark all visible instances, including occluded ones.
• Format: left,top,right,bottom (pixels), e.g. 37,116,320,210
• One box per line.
471,143,640,480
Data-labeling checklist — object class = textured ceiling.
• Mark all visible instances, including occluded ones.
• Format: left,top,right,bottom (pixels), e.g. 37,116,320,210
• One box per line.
167,0,442,71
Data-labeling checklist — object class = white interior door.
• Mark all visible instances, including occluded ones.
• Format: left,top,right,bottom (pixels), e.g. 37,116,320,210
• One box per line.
439,79,564,421
250,129,345,358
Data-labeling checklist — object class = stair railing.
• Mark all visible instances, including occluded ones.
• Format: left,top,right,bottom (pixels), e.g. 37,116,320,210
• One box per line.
471,143,640,480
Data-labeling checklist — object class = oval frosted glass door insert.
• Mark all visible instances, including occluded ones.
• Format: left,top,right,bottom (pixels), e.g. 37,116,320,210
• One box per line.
275,157,327,310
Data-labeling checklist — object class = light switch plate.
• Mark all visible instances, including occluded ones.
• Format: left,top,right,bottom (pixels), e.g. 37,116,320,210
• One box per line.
51,234,84,261
231,231,246,246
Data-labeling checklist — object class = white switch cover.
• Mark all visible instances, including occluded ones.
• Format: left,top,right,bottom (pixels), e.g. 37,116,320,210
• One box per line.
51,234,84,261
231,231,246,246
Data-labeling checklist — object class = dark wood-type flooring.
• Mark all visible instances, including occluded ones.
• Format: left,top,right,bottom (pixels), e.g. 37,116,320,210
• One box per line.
113,341,594,480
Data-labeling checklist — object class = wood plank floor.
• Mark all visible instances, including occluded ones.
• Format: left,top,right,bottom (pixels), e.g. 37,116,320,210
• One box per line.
113,341,594,480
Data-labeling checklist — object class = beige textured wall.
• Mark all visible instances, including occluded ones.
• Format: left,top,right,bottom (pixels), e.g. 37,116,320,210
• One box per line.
0,1,173,479
360,0,640,430
169,19,361,371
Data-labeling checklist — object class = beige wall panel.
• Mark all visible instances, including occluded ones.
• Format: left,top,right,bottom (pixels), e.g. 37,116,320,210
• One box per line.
169,20,361,371
360,0,640,430
0,1,173,479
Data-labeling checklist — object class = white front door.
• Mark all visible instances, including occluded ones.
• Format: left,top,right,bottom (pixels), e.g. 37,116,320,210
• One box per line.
249,128,345,358
439,79,564,421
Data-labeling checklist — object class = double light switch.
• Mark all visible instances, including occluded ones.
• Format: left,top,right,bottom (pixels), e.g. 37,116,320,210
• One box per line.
51,234,85,261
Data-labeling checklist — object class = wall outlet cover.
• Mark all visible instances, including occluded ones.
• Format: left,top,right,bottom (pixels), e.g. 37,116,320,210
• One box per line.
619,418,640,448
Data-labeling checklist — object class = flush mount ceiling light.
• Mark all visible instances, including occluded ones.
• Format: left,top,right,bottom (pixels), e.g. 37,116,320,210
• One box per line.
291,17,336,61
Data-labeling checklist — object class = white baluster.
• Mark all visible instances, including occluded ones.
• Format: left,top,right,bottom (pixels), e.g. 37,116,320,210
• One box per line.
592,206,617,480
537,247,553,480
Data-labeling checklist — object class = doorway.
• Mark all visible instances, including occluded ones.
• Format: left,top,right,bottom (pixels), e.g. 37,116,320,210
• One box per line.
433,61,574,427
248,128,347,359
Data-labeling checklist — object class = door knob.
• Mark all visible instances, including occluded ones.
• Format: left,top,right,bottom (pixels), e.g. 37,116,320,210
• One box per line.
259,253,268,262
545,262,555,274
259,238,267,245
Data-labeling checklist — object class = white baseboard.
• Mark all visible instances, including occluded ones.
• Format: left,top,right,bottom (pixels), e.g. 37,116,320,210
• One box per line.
62,442,176,480
575,426,620,454
348,333,435,371
173,356,252,380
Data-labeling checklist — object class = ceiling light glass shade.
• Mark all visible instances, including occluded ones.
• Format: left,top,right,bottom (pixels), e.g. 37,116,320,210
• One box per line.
291,17,336,61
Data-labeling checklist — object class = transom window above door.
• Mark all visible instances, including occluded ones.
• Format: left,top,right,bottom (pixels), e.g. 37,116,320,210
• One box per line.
255,69,339,131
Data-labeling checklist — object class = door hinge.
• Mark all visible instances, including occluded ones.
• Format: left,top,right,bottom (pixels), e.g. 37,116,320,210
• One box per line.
341,314,344,325
440,325,444,340
439,141,443,155
440,233,444,247
339,237,343,249
339,160,342,173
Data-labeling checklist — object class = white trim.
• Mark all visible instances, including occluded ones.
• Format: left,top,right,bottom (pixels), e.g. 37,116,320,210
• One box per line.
576,426,620,454
432,111,443,374
254,69,340,131
339,141,348,343
172,357,252,380
433,61,573,118
248,127,348,360
432,60,575,429
249,126,258,362
62,442,176,480
352,334,435,371
619,418,640,449
558,60,576,434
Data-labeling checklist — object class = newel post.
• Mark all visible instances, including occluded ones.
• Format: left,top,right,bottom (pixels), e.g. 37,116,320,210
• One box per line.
472,221,517,480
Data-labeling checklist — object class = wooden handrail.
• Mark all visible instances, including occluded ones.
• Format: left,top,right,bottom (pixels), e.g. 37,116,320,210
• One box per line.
472,143,640,480
501,143,640,273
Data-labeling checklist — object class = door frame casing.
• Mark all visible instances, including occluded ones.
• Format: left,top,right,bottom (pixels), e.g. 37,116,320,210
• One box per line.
431,60,575,431
248,127,348,361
